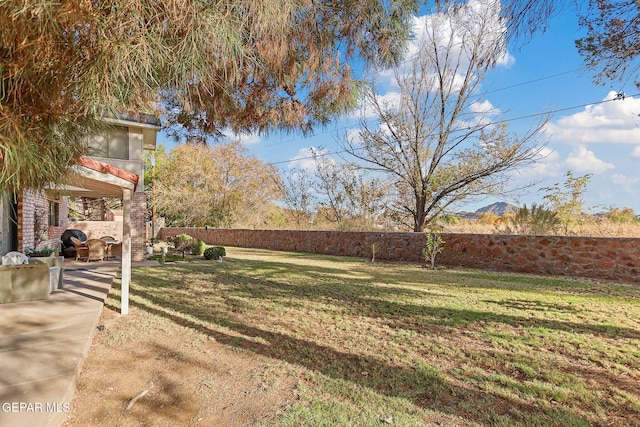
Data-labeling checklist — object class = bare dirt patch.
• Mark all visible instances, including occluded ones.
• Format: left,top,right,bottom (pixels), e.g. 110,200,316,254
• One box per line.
63,307,299,426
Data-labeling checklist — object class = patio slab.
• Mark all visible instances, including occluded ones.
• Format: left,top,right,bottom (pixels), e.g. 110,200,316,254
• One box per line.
0,260,157,427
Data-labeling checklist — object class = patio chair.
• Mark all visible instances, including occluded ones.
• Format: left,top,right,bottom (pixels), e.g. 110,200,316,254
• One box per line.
70,236,89,261
2,251,29,265
99,236,121,259
109,242,123,259
86,239,108,262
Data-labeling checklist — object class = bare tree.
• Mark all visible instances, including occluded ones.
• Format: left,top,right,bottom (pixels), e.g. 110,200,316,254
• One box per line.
310,149,389,230
311,150,357,228
342,0,549,232
279,168,317,228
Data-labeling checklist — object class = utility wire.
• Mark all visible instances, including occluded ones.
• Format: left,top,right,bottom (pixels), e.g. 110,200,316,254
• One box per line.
260,92,640,169
261,67,585,149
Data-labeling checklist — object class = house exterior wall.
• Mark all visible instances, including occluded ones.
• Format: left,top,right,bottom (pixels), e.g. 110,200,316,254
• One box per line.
57,122,153,261
48,197,70,240
88,127,146,194
17,191,70,251
18,190,47,251
2,117,157,258
66,221,123,241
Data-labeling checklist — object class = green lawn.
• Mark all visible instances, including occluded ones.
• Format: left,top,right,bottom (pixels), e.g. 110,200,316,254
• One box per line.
111,247,640,426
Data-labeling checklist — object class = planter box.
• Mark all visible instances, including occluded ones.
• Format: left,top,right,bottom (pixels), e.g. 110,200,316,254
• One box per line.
0,264,50,304
29,256,64,291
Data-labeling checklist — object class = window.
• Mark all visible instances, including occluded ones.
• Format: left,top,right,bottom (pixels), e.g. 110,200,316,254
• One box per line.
49,200,60,226
89,126,129,160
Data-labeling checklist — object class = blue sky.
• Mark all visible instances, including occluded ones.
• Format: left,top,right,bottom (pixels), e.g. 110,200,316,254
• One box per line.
159,1,640,213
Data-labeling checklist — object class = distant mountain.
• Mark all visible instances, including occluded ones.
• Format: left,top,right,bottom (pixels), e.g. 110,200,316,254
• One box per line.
475,202,518,217
451,202,518,220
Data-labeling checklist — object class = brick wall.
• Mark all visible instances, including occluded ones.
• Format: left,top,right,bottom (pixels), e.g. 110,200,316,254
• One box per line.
158,228,640,283
18,190,48,251
65,221,123,241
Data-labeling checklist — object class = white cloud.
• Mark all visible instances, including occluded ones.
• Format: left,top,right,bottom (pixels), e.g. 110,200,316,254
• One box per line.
230,132,261,145
610,172,640,197
408,0,513,69
565,146,614,173
517,146,563,177
358,91,402,118
470,100,501,115
612,173,639,186
546,91,640,145
373,0,513,92
633,146,640,158
539,146,561,162
288,147,331,171
345,128,363,145
458,99,502,128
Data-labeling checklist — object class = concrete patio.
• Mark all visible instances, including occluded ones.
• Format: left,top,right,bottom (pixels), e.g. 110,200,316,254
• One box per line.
0,260,156,427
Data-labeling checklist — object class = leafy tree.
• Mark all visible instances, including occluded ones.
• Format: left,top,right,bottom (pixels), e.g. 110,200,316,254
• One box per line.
342,1,549,232
605,206,638,223
155,142,281,227
541,171,592,234
144,144,168,232
1,0,419,192
144,145,168,190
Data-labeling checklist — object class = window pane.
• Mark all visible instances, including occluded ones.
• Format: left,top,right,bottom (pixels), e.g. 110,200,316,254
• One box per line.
49,201,59,226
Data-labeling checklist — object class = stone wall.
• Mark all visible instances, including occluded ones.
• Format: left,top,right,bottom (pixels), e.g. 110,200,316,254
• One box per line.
158,228,640,283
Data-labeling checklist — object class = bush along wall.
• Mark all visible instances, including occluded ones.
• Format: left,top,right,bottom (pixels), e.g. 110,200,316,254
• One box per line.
158,228,640,283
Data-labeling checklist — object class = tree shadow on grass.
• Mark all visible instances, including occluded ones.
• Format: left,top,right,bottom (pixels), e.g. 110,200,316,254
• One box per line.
107,281,593,426
486,299,580,313
203,256,640,301
132,265,640,341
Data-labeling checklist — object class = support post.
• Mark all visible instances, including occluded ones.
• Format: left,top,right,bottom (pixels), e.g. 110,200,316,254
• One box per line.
121,188,132,315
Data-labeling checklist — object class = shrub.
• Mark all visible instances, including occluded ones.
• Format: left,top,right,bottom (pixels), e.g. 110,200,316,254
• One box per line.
192,239,206,256
172,234,196,259
204,246,226,260
422,230,445,270
499,204,560,235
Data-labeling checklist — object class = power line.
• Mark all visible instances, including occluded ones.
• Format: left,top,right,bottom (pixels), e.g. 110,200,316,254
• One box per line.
476,68,583,96
261,92,640,170
261,67,585,149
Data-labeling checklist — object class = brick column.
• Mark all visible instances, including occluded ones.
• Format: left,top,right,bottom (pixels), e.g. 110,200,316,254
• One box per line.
131,192,148,261
18,190,49,251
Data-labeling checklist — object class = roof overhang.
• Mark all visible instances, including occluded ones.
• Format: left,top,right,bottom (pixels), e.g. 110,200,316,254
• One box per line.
104,116,161,131
50,157,138,198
